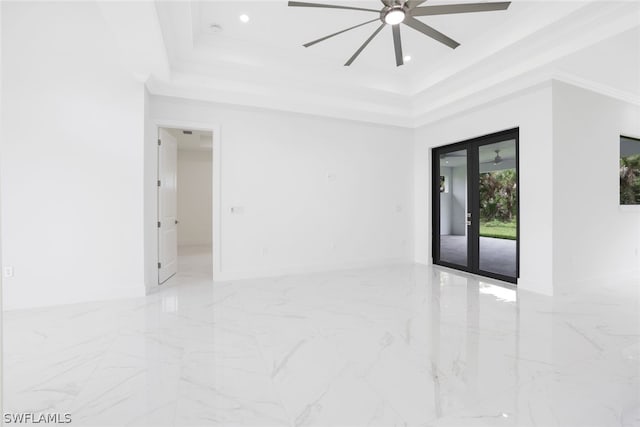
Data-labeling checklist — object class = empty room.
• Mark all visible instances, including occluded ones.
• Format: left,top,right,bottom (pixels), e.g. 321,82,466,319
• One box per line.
1,0,639,426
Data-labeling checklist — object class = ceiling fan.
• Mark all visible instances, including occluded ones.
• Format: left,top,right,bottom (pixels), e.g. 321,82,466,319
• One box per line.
288,0,511,67
479,149,503,165
493,149,503,164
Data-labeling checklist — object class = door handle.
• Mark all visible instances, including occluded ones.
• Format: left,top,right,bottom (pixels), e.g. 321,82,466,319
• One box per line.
175,220,179,225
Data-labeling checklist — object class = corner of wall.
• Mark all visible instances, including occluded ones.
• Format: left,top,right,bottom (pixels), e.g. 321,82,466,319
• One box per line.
143,87,159,292
549,80,640,291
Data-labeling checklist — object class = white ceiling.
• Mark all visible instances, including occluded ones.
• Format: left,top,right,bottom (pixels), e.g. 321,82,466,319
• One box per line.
132,0,640,127
192,0,515,75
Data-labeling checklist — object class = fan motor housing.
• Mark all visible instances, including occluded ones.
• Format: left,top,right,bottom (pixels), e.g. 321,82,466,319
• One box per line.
380,4,408,24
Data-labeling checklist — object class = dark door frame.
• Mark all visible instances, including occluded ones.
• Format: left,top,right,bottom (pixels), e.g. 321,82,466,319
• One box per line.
432,128,520,284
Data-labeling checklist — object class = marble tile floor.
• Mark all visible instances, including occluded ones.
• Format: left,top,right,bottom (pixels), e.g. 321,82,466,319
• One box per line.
3,250,639,426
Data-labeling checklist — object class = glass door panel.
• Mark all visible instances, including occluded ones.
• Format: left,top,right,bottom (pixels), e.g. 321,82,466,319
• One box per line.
477,140,517,279
438,149,468,267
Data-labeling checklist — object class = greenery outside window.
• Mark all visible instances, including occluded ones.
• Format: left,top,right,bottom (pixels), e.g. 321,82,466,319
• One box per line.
620,135,640,205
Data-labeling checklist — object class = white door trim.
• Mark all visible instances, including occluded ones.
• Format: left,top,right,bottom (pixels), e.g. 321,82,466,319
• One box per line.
153,120,222,284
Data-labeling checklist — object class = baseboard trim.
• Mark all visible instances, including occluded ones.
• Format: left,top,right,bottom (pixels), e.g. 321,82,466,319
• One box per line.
212,257,411,282
555,268,640,294
518,278,554,296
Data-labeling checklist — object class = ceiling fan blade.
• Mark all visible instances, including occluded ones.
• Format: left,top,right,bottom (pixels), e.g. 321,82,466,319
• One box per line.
345,23,386,66
392,24,403,66
403,16,460,49
411,2,511,16
288,1,379,13
304,18,379,47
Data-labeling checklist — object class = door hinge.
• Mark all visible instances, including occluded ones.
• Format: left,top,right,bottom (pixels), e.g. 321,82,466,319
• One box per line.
157,221,161,228
158,139,161,146
157,180,161,187
158,262,162,269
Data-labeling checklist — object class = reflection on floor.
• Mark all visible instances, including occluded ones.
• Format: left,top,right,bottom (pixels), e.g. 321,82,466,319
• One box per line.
440,235,517,278
3,263,639,426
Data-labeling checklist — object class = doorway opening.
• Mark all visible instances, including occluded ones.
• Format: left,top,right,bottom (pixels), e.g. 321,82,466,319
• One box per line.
158,127,214,285
432,128,519,284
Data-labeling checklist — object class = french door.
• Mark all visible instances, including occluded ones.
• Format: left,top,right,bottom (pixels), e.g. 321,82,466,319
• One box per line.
432,128,519,284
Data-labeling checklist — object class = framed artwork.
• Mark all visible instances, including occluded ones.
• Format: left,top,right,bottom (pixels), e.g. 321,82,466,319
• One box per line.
620,135,640,205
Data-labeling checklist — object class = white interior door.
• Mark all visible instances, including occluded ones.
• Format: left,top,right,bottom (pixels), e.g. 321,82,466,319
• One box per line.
158,128,178,284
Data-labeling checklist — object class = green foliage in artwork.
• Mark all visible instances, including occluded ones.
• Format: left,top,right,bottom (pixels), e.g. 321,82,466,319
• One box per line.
620,154,640,205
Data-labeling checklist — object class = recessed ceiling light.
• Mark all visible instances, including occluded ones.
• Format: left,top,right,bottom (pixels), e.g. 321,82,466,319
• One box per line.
404,55,412,62
239,14,250,23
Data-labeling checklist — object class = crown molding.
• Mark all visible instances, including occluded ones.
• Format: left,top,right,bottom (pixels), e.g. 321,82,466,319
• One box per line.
552,72,640,107
146,75,415,128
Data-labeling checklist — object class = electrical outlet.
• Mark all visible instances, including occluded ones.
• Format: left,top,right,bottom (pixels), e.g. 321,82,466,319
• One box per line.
3,266,14,278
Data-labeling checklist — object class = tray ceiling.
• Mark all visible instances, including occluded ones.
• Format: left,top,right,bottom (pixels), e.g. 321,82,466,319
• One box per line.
142,0,640,126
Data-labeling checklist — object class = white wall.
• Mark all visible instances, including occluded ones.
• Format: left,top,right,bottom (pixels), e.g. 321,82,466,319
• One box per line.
552,81,640,290
146,96,414,284
177,147,213,247
1,2,146,309
143,87,155,290
414,84,554,295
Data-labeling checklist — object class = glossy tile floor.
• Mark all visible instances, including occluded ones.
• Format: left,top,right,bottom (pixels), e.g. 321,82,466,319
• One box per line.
3,247,640,426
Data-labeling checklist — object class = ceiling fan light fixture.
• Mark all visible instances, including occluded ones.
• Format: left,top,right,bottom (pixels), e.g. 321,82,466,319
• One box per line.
384,7,405,25
493,150,503,165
